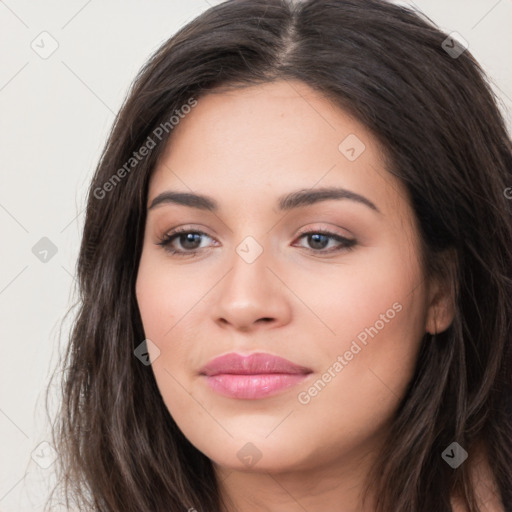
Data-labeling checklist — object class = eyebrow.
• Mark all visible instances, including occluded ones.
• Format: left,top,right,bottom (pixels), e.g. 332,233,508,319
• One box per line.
148,187,380,214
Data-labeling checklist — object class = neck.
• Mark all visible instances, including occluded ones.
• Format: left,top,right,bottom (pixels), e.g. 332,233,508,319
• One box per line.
214,442,380,512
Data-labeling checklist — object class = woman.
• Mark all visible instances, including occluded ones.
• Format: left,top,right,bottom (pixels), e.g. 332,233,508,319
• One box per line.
48,0,512,511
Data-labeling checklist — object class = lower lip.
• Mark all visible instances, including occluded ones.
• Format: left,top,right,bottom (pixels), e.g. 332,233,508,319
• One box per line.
204,373,310,399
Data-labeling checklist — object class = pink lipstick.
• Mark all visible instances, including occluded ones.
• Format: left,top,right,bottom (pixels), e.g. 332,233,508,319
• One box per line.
200,352,312,399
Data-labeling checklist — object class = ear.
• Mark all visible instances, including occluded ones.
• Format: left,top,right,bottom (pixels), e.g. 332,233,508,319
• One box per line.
425,249,458,335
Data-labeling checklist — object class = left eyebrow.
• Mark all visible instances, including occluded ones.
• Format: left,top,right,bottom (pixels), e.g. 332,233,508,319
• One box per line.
277,187,380,214
147,186,380,214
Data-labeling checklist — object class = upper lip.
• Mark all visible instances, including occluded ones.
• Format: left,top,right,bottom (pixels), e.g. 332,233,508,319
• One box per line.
200,352,313,376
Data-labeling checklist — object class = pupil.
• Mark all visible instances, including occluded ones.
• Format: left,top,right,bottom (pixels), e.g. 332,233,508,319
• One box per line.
181,233,201,249
309,233,328,249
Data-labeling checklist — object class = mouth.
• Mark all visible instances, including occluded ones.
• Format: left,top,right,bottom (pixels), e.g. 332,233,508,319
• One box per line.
199,352,313,400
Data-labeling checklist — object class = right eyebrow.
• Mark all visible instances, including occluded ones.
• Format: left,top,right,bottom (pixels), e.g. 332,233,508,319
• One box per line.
148,191,218,212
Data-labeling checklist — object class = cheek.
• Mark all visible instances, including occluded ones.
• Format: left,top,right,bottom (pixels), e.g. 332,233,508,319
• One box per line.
135,251,212,386
289,270,426,461
292,238,425,349
136,252,203,340
306,244,426,397
292,240,428,416
136,258,201,419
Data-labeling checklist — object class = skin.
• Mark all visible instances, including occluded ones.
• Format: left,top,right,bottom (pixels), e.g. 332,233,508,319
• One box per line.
135,80,457,511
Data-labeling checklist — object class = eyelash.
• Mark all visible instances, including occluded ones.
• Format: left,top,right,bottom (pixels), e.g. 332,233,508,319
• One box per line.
156,227,357,257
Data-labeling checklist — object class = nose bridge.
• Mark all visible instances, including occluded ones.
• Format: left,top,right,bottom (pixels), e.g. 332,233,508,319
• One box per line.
225,235,273,301
213,234,290,328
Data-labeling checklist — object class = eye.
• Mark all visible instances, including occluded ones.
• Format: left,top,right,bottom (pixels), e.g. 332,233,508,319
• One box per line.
293,230,357,254
156,228,216,256
155,228,357,257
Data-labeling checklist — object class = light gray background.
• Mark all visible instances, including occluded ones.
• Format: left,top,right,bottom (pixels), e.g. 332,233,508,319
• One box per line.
0,1,511,510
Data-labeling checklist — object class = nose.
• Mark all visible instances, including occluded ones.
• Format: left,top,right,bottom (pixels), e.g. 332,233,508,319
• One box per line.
213,245,292,332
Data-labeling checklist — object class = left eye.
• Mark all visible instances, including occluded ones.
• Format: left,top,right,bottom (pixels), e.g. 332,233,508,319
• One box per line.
294,231,357,253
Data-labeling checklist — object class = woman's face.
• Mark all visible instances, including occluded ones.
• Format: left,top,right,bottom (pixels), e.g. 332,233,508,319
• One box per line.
136,80,447,475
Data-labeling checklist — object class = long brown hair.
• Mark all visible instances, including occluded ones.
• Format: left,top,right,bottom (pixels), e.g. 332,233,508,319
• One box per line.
47,0,512,510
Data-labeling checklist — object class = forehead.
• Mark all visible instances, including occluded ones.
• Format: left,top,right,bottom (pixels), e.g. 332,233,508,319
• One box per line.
148,80,410,220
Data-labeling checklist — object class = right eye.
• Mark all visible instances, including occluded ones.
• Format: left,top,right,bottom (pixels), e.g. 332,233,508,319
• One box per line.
156,228,217,256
